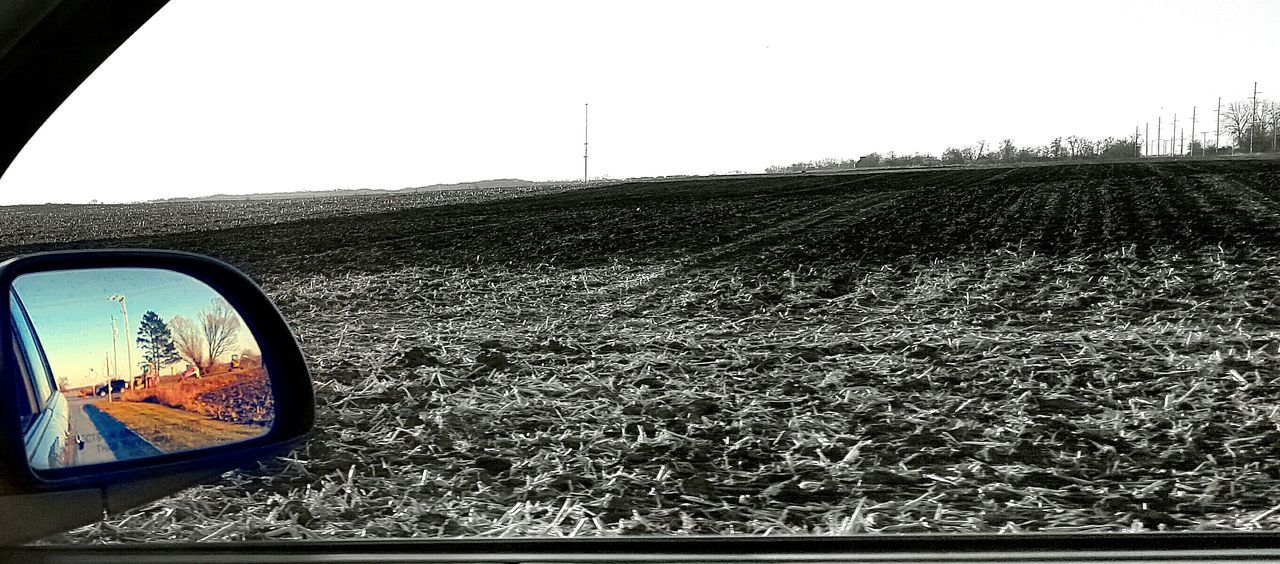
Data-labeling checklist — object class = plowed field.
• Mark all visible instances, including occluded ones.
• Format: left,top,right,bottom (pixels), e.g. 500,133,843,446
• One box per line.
21,158,1280,541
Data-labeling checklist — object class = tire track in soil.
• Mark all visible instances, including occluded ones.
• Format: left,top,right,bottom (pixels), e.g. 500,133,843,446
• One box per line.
817,171,1014,261
520,168,1018,301
1151,166,1280,247
1211,175,1280,223
475,173,923,300
581,187,914,301
1133,176,1188,244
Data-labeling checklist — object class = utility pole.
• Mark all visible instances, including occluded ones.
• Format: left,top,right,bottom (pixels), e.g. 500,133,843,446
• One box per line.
1215,97,1222,152
1180,128,1185,156
1171,113,1177,157
1145,122,1150,157
1135,125,1141,157
1250,82,1259,153
110,316,119,380
1157,116,1162,157
109,294,130,388
583,103,589,183
1190,106,1196,157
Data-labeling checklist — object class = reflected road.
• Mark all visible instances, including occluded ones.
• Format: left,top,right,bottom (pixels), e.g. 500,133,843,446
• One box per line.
65,395,162,466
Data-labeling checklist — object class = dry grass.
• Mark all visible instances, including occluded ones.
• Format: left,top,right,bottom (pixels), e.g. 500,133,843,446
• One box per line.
50,243,1280,542
94,402,265,453
120,368,272,426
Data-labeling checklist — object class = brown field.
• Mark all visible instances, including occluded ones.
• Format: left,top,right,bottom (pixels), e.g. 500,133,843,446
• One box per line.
17,158,1280,542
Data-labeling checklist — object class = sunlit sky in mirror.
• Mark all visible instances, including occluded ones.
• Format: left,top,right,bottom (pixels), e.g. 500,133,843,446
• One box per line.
0,0,1276,203
13,268,259,388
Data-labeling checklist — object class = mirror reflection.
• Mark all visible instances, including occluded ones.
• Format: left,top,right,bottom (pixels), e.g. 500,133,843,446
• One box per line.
12,268,274,470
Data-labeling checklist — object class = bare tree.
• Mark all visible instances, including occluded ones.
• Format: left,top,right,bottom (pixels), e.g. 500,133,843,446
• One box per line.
1221,101,1253,148
200,298,241,367
1261,100,1280,151
1065,135,1085,158
997,139,1015,161
171,315,206,370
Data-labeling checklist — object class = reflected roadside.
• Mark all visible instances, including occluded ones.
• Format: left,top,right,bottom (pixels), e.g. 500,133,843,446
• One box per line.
12,268,275,470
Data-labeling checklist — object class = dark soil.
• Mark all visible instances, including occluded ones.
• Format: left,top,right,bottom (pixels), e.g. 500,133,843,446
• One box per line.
24,159,1280,541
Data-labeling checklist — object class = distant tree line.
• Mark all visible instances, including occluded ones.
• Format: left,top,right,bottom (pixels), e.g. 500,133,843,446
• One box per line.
766,97,1279,173
766,135,1143,173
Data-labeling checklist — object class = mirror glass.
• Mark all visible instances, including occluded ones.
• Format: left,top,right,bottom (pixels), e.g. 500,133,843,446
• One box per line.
11,268,273,470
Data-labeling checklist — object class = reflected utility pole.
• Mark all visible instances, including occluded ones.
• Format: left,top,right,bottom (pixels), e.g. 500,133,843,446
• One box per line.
110,316,119,380
109,294,130,388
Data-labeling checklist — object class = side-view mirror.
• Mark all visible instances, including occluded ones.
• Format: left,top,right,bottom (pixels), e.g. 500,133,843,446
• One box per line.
0,250,313,544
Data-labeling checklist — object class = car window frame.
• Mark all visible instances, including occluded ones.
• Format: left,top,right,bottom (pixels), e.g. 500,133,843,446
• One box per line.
10,290,54,413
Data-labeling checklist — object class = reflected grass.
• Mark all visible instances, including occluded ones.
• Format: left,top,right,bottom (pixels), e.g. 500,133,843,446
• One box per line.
94,401,263,454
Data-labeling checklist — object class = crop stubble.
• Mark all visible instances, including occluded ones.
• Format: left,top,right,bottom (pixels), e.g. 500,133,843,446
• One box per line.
20,159,1280,541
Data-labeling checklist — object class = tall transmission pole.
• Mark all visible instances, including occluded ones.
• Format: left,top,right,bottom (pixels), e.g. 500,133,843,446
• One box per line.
1250,82,1259,153
583,103,589,183
1171,113,1177,157
1190,106,1196,157
1179,128,1185,156
1157,116,1162,157
1145,122,1150,157
1215,97,1222,152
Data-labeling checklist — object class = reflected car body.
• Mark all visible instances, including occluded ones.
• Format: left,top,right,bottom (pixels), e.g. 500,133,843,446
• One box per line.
11,290,71,470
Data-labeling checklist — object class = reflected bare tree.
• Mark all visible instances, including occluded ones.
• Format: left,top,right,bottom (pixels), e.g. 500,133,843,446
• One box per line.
171,315,206,371
200,298,240,367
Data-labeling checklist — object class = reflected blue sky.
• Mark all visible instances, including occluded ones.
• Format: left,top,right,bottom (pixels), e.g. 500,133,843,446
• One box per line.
13,268,258,389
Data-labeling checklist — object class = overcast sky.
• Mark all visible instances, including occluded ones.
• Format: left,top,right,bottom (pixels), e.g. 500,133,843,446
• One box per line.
0,0,1276,204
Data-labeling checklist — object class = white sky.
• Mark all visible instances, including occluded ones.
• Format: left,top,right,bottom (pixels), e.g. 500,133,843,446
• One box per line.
0,0,1276,204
